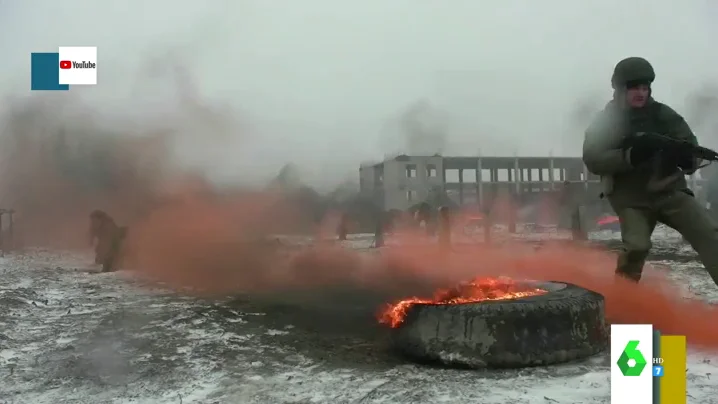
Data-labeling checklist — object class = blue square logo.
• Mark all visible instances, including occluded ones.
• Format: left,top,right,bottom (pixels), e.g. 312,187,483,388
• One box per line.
652,365,664,377
31,53,69,91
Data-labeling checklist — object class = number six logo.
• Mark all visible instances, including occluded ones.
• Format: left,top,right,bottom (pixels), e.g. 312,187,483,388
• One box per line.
617,340,648,376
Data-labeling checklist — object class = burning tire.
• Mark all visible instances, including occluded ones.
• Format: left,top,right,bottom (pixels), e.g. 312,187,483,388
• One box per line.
383,279,608,368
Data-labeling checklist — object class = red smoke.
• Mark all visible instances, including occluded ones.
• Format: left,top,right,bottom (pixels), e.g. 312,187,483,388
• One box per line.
2,95,717,352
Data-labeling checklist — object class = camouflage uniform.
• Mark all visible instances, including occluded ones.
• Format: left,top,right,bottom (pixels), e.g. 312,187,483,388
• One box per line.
438,206,452,249
90,210,127,272
704,164,718,220
102,227,127,272
582,57,718,284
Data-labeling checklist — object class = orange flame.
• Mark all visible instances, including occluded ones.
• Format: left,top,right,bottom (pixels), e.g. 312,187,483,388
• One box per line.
377,277,547,328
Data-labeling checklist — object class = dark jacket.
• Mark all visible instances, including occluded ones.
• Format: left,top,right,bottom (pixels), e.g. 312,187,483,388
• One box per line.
582,99,698,208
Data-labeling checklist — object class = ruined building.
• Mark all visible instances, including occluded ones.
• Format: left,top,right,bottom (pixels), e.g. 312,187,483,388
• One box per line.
359,154,707,212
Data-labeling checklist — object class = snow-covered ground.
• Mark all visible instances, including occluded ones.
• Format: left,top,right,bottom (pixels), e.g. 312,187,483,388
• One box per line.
1,227,717,403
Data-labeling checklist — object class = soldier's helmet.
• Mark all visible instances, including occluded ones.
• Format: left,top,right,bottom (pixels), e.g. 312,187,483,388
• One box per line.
611,57,655,89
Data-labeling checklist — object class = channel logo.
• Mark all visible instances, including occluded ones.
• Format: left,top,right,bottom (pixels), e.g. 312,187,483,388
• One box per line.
616,340,648,376
611,324,687,404
59,60,97,70
31,46,97,90
611,324,653,404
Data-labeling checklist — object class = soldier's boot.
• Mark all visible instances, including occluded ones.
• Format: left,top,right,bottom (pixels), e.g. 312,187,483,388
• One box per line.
95,238,111,265
101,228,126,273
101,259,114,272
102,245,120,272
616,208,657,282
616,250,649,282
94,243,104,264
658,191,718,287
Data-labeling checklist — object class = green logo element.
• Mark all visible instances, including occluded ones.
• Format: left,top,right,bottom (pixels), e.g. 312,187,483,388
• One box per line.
617,340,647,376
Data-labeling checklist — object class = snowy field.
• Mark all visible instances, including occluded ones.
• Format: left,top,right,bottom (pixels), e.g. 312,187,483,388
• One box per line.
1,226,718,403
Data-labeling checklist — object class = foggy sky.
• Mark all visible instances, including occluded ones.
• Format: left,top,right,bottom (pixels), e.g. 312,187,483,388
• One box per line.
1,0,717,188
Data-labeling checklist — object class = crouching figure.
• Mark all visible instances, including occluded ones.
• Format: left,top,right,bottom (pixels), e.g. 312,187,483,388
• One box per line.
89,210,128,272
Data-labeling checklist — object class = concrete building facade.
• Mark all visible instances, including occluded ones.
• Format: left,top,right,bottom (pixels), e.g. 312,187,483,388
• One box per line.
360,154,706,212
359,154,445,212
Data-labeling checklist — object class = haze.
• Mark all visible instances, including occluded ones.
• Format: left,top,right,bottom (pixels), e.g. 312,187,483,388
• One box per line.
2,0,717,188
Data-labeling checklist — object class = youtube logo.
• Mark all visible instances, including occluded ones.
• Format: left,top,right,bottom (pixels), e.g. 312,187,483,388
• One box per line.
59,60,72,69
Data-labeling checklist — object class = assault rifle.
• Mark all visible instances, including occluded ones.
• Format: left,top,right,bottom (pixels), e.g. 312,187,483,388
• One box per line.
622,132,718,192
626,132,718,162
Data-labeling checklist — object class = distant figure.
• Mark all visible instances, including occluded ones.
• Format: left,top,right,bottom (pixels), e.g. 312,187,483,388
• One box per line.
557,181,576,230
89,210,127,272
414,202,435,236
373,213,384,248
558,180,573,205
384,209,402,234
336,212,348,241
438,206,452,249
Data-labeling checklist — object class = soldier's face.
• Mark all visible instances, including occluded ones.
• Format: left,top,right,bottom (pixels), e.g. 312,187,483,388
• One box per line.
625,84,650,108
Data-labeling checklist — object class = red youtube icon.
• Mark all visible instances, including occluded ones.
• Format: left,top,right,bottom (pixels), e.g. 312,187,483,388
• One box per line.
59,60,72,69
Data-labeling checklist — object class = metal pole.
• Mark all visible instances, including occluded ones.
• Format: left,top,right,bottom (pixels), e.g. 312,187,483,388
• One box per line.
513,153,521,195
483,211,492,244
477,153,483,208
583,163,590,192
337,212,347,241
0,210,4,257
511,154,520,234
438,206,451,252
548,151,555,191
374,214,384,248
7,210,13,252
571,205,588,241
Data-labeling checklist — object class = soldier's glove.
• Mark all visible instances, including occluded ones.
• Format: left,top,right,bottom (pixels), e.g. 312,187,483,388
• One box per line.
674,150,698,173
661,146,697,173
625,134,659,166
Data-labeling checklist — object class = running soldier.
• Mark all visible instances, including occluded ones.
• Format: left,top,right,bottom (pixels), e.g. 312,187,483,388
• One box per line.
582,57,718,285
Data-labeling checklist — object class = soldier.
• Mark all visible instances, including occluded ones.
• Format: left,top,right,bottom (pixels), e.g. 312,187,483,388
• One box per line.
582,57,718,285
336,212,348,241
414,202,435,236
556,180,574,230
437,205,452,249
89,210,127,272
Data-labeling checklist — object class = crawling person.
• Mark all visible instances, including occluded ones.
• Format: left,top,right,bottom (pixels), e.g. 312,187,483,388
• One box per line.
89,210,128,272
